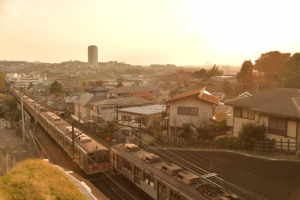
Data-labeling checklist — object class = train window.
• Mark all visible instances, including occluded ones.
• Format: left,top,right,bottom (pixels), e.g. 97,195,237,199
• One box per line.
75,148,79,157
149,177,154,188
171,191,179,200
88,156,97,165
124,160,132,172
163,185,166,197
144,173,149,184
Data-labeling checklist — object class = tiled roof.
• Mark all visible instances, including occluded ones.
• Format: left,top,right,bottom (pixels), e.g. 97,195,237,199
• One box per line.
226,88,300,108
91,97,154,107
249,97,300,118
165,88,205,103
199,93,220,104
108,86,164,94
130,91,161,104
165,87,219,105
213,111,228,122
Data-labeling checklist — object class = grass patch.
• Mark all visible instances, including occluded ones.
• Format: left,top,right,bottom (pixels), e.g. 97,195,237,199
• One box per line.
0,159,87,200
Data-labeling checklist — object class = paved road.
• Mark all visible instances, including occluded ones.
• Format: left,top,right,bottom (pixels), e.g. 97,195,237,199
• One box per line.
0,128,35,162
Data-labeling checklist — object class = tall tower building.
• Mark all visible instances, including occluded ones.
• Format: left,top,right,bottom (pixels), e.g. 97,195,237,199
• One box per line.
88,45,98,67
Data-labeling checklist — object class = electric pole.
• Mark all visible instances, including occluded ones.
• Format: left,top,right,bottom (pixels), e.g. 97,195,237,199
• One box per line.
20,92,25,145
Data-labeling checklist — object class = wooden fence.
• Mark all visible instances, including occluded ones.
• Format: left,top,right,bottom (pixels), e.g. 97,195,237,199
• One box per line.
255,139,298,154
159,137,300,154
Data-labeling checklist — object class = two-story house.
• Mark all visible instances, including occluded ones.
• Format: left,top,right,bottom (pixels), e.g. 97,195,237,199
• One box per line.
165,87,220,137
226,88,300,146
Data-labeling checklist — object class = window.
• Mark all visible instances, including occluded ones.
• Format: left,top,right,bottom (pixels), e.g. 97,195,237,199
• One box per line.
143,172,154,188
234,107,242,117
124,160,132,172
135,117,141,123
121,115,131,121
242,108,248,118
268,117,287,136
177,107,198,116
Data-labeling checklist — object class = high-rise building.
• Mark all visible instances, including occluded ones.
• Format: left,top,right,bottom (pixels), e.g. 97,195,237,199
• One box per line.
88,45,98,67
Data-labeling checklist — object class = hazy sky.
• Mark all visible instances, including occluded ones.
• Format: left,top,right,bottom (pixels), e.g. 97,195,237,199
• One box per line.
1,0,299,66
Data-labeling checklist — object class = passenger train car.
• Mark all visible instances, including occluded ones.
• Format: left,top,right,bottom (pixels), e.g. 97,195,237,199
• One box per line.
9,87,110,176
111,143,241,200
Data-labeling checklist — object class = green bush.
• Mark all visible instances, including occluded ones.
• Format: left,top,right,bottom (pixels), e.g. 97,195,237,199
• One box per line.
238,122,267,148
296,150,300,157
214,135,240,149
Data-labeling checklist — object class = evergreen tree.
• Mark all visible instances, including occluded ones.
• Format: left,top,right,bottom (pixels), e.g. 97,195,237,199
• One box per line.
49,80,63,94
237,60,254,84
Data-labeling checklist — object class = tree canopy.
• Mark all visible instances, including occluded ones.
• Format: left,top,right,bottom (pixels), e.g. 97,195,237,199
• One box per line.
169,69,191,88
282,53,300,88
192,69,206,78
49,81,63,94
96,79,103,86
116,81,123,88
236,60,254,84
205,65,223,79
0,73,6,92
27,83,34,90
255,51,290,78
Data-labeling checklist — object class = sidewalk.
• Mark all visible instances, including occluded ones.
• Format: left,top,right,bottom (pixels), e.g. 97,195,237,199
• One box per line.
54,164,108,200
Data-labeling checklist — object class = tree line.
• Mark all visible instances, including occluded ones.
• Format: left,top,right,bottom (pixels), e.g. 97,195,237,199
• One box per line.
237,51,300,88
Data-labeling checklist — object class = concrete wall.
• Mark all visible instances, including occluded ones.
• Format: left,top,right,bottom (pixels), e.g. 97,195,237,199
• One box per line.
196,151,300,200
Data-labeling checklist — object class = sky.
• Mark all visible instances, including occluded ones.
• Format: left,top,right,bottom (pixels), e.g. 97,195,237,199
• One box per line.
0,0,300,66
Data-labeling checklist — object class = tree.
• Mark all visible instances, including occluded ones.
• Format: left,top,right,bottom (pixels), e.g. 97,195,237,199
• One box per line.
238,122,267,148
255,51,290,78
82,81,86,87
96,79,103,86
192,69,207,78
236,60,254,84
205,65,223,80
116,81,123,88
282,53,300,88
49,80,63,94
27,83,34,90
178,123,194,140
0,73,5,92
169,69,191,88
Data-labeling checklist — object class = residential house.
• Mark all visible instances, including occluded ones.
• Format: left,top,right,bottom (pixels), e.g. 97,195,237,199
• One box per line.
130,90,160,104
165,87,220,137
211,76,236,83
88,86,108,97
89,97,154,122
107,86,168,103
74,93,106,122
117,105,166,144
211,92,226,102
226,88,300,147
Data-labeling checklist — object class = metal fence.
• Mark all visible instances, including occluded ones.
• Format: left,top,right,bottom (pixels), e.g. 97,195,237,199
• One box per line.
0,152,16,176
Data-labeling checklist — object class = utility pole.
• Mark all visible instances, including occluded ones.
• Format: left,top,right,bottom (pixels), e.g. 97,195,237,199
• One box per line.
78,91,81,123
34,86,37,132
139,116,142,148
116,104,118,121
20,92,25,145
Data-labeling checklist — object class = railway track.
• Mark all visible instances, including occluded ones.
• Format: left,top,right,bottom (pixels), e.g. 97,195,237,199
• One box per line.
93,180,123,200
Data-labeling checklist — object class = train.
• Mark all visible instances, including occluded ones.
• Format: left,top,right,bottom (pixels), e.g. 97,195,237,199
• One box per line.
9,87,110,176
111,143,241,200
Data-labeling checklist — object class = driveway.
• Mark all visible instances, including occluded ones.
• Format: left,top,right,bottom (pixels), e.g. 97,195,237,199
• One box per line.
0,128,35,162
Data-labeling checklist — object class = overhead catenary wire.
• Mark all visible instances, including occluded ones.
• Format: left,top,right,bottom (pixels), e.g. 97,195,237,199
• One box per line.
107,121,266,200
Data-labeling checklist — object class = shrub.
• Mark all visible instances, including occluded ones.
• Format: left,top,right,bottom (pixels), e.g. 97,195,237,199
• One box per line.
238,122,267,148
296,150,300,157
214,135,240,149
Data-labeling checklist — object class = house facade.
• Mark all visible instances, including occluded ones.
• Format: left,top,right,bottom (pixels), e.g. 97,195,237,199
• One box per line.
226,88,300,147
165,88,220,137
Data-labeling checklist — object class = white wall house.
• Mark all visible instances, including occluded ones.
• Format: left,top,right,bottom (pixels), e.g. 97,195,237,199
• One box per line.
165,87,220,137
226,88,300,149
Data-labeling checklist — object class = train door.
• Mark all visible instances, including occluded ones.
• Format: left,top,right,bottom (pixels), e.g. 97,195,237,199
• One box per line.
158,182,166,200
134,167,140,186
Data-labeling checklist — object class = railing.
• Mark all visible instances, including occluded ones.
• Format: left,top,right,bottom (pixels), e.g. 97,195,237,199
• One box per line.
0,152,17,176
